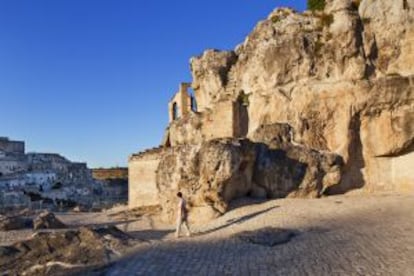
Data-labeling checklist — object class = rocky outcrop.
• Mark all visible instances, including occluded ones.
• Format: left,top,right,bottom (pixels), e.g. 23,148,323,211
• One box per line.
0,226,136,275
359,0,414,77
191,50,238,111
156,139,256,222
252,124,343,198
155,137,342,223
33,211,67,230
180,0,414,194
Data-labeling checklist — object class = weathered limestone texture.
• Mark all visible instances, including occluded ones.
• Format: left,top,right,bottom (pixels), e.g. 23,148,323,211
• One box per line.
131,137,342,223
190,50,238,111
129,0,414,221
0,137,101,210
167,100,248,147
168,83,193,122
128,149,164,209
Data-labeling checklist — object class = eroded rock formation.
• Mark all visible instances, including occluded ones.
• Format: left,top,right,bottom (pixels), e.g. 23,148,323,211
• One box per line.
33,211,67,230
0,226,136,275
129,0,414,222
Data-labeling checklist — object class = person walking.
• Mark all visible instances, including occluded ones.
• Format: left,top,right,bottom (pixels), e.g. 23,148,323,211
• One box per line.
175,192,191,238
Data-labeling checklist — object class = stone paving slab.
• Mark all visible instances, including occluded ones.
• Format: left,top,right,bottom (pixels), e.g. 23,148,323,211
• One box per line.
100,195,414,275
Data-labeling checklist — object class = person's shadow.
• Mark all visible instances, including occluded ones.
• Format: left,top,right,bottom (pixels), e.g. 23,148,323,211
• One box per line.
195,206,279,236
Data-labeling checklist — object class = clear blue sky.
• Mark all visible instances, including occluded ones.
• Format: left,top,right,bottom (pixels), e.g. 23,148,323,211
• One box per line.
0,0,306,168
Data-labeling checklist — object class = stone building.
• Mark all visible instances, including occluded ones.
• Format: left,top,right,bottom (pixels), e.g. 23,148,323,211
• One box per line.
0,137,98,209
129,82,250,209
0,137,27,176
0,137,25,154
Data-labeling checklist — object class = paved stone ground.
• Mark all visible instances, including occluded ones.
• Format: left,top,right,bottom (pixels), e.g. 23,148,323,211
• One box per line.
102,194,414,276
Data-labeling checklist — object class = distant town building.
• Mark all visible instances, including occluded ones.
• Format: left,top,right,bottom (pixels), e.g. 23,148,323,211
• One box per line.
0,137,104,210
92,168,128,203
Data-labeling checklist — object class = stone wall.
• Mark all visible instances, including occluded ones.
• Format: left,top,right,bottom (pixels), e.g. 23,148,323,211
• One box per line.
202,101,238,140
167,100,248,147
168,83,192,122
0,138,27,176
92,168,128,180
128,150,164,208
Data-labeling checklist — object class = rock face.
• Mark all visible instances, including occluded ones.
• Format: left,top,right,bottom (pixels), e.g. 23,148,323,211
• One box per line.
156,139,256,222
252,124,343,198
183,0,414,194
0,226,136,275
129,0,414,222
191,50,238,111
33,211,67,230
154,136,341,223
359,0,414,77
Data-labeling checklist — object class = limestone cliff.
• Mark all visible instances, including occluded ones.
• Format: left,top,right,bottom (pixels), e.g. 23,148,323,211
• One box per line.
130,0,414,222
181,0,414,194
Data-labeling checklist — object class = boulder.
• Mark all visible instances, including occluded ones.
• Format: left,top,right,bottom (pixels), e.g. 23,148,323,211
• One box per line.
155,137,342,222
0,226,136,275
156,139,257,223
251,124,343,198
33,211,67,230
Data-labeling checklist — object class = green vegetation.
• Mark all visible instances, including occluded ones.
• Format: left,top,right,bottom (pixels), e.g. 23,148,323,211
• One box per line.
307,0,326,11
237,90,250,106
361,17,371,24
271,14,280,23
282,9,291,16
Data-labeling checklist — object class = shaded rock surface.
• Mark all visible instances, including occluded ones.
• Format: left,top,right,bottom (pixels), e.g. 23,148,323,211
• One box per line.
33,211,67,230
0,215,32,231
0,226,137,275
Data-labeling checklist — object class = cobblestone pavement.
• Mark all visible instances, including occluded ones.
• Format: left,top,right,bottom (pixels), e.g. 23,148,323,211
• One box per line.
103,194,414,276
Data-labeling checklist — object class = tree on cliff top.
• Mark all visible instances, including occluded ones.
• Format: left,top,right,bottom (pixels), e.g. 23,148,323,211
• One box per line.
307,0,326,11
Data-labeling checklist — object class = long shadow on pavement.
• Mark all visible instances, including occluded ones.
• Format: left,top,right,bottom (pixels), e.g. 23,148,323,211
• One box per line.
196,206,279,236
128,229,175,240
